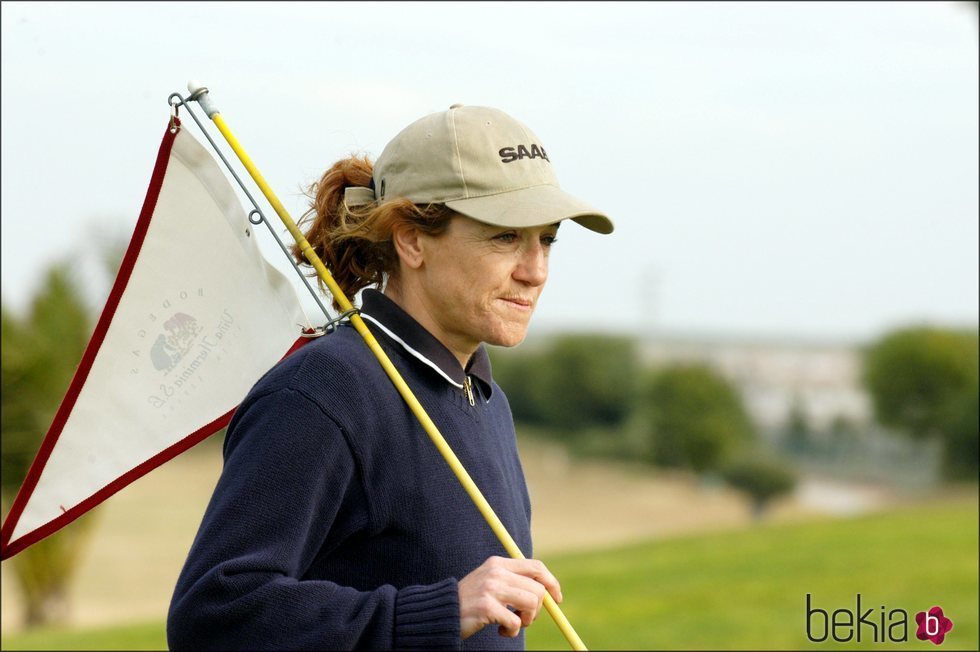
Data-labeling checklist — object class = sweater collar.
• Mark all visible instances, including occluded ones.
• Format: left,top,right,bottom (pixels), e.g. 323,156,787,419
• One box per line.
359,289,494,398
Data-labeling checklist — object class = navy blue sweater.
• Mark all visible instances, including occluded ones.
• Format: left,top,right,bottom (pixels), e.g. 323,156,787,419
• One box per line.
167,290,532,650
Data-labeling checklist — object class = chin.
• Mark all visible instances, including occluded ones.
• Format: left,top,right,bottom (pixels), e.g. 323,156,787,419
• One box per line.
485,326,530,348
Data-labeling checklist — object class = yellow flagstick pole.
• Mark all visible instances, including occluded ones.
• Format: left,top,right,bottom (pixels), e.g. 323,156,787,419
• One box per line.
186,82,586,651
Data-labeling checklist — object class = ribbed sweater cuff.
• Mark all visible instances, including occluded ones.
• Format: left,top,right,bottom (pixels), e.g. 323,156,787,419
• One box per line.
394,577,461,650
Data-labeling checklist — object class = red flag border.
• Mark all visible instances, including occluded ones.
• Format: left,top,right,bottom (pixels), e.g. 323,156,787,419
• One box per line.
1,120,311,560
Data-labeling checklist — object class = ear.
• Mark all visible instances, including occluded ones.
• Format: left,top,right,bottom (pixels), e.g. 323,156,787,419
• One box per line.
391,221,425,270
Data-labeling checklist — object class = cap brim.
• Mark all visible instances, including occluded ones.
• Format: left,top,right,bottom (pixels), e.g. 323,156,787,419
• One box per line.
444,184,614,234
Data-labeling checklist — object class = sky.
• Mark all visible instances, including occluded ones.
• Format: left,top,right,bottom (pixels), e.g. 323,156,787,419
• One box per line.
1,1,977,344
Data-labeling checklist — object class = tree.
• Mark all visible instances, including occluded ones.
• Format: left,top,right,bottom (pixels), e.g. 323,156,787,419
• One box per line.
1,263,98,627
721,457,797,519
863,326,978,480
487,346,549,425
490,334,639,433
940,382,979,481
642,364,755,473
534,334,639,431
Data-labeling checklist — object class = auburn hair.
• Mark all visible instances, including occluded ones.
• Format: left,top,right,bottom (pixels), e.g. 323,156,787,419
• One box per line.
292,155,453,309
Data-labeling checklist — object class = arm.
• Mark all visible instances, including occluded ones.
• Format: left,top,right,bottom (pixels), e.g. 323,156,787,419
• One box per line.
166,387,460,650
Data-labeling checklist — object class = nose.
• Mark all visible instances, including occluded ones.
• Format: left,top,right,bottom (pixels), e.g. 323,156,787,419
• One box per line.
513,240,548,287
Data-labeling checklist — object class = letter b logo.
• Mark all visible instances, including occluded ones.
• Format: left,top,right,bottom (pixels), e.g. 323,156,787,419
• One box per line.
915,606,953,645
806,594,829,642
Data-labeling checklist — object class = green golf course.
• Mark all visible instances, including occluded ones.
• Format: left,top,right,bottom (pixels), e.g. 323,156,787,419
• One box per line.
2,493,975,651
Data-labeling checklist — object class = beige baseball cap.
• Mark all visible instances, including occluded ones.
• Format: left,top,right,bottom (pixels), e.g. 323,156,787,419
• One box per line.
345,104,613,234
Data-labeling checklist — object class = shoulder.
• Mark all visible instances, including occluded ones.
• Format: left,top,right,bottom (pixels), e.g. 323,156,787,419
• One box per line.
248,325,377,405
489,380,513,412
235,324,399,435
223,328,372,460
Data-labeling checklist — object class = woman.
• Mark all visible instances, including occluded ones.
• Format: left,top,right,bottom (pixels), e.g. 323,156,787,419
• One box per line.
167,104,613,650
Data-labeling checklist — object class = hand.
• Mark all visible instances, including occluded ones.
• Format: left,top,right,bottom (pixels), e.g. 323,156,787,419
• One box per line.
458,556,563,640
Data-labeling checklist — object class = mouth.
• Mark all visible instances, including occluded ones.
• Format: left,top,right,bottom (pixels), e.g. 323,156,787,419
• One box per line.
498,296,534,311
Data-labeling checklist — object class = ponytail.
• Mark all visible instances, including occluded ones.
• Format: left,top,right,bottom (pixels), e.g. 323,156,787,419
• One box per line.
294,155,453,309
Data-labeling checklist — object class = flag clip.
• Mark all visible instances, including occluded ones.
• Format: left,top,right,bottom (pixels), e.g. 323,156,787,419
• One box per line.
300,308,361,338
301,325,329,338
169,101,180,134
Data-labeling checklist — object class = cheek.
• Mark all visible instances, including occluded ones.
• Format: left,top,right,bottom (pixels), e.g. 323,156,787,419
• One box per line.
459,261,507,302
434,268,486,321
430,250,527,324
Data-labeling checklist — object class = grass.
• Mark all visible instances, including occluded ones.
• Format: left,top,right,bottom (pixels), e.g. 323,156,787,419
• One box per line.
2,495,976,651
0,621,166,650
527,495,978,650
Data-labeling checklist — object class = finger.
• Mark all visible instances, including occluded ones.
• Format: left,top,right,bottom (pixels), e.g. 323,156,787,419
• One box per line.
502,573,548,627
504,573,547,612
515,608,534,629
502,558,563,604
495,586,541,621
498,623,522,638
484,566,546,606
488,601,523,638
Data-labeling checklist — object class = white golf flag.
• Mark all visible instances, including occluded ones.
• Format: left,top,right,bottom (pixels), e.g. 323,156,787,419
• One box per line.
1,120,314,559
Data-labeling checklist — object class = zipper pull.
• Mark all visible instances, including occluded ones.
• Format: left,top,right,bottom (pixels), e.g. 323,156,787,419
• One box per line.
463,376,476,406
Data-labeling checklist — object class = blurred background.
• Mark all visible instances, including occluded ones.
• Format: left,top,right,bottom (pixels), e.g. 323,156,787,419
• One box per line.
1,1,977,649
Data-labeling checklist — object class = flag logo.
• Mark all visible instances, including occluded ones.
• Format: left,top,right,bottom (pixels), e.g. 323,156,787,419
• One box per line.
151,312,202,372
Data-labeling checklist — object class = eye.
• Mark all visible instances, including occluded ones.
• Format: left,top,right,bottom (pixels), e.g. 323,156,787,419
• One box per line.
541,234,559,247
493,232,518,243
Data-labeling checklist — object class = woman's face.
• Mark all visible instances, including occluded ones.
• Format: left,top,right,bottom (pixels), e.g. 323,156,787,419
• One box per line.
397,215,559,364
